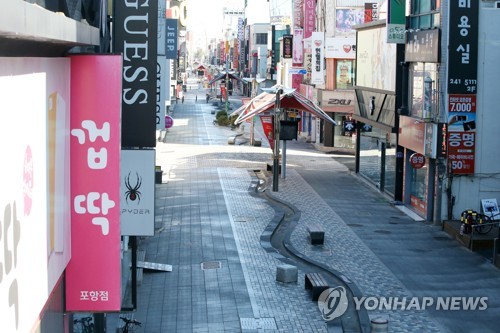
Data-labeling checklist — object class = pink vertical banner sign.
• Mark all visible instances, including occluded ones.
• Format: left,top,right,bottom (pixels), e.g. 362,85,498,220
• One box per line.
303,0,316,38
66,55,122,311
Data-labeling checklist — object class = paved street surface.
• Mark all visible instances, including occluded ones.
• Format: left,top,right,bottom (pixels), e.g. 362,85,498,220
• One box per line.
106,78,500,332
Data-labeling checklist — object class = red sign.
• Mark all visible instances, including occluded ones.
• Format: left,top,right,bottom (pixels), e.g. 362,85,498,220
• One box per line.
409,153,425,169
448,94,476,112
448,132,475,174
67,55,122,311
165,115,174,129
259,115,274,151
220,86,227,100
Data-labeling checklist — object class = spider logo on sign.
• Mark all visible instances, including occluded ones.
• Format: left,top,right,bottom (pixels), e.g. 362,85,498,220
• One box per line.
124,172,142,204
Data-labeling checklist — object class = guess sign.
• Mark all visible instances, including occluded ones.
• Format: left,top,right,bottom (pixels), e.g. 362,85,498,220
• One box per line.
410,153,426,169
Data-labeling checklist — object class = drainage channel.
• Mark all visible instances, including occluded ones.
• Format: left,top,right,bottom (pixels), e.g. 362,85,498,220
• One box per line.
250,170,370,333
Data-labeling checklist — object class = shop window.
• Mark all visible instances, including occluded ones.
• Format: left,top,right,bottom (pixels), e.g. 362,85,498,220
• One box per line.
335,60,355,89
409,0,441,29
409,62,439,120
255,33,267,44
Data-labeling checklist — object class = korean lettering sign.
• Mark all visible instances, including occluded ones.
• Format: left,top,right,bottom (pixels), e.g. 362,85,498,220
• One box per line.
447,94,476,174
66,55,122,311
448,0,478,94
304,0,315,38
447,132,475,174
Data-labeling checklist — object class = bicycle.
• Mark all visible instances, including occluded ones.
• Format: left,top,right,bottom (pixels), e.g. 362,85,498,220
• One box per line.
73,316,94,333
481,206,500,234
460,209,493,235
120,316,142,333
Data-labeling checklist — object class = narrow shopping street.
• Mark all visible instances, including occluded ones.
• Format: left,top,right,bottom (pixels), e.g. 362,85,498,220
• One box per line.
104,79,500,333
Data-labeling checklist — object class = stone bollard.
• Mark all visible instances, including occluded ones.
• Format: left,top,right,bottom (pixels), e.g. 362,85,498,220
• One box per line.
370,316,388,333
276,264,298,283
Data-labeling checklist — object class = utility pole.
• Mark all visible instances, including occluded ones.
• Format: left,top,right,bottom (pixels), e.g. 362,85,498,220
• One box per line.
272,88,282,192
225,60,229,114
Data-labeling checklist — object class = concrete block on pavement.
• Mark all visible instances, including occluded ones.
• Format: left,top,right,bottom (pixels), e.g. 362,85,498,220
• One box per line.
276,264,298,283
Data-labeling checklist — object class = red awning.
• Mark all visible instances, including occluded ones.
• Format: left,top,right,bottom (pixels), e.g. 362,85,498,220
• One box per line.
208,71,244,85
234,86,337,126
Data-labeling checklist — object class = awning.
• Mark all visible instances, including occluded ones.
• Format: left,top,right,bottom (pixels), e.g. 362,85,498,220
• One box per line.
208,71,244,85
234,85,337,126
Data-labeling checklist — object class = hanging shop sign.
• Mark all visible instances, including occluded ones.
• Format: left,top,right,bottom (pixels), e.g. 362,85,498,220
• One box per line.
67,55,122,312
410,153,426,169
447,94,476,175
121,149,155,236
320,90,355,113
283,35,293,59
387,0,406,44
113,0,158,148
405,29,440,63
448,0,479,94
311,31,325,85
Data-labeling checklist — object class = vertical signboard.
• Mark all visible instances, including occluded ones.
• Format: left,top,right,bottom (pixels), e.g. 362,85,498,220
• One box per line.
303,0,315,38
387,0,406,43
121,150,155,236
448,0,478,94
165,18,178,59
292,28,304,64
311,31,325,85
66,55,122,311
447,94,476,174
294,0,304,29
157,0,167,129
283,35,293,59
113,0,158,148
0,58,71,333
365,3,379,23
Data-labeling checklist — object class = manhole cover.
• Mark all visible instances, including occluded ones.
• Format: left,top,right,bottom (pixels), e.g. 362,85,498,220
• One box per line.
374,229,391,234
347,223,364,228
201,261,221,270
240,318,277,330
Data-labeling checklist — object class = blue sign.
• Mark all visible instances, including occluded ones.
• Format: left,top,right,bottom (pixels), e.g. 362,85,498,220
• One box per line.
165,19,178,60
288,68,307,75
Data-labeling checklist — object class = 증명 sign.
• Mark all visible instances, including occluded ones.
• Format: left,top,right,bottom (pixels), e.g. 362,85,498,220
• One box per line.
409,152,425,169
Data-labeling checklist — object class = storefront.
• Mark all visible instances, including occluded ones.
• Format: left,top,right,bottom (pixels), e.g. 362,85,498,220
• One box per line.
398,116,446,220
320,89,356,149
353,88,401,197
402,28,443,221
353,21,405,200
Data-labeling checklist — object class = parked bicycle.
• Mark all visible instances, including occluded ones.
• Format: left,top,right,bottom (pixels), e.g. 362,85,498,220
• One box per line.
73,316,94,333
481,205,500,234
460,209,493,235
120,316,142,333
